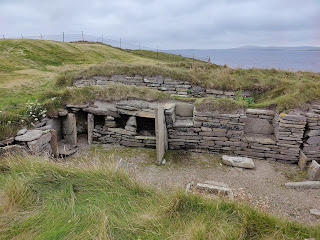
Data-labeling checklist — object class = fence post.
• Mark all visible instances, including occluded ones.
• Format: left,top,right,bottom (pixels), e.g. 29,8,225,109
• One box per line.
139,43,140,50
63,32,64,42
82,31,84,41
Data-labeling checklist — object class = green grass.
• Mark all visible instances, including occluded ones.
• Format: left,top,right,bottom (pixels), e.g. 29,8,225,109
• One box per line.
195,97,248,113
0,153,319,240
2,39,320,140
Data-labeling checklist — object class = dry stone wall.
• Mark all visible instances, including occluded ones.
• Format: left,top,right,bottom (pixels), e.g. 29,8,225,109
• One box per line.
165,106,307,163
5,99,320,165
74,75,251,98
303,104,320,161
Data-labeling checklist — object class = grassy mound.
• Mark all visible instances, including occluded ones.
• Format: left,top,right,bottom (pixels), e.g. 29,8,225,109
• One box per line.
1,39,320,140
195,97,248,113
0,153,319,239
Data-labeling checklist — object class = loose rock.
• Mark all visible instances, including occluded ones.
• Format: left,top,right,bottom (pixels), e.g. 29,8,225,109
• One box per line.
222,155,255,169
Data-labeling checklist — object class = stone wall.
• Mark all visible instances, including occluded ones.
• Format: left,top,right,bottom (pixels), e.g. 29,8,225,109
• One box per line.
165,106,307,163
5,99,320,165
303,104,320,161
73,75,251,98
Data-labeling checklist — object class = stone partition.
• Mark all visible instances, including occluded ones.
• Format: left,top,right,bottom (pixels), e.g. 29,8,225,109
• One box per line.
74,75,251,98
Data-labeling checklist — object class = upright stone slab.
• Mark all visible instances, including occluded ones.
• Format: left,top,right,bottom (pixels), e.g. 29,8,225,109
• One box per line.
50,129,58,158
307,160,320,181
155,105,168,165
87,113,94,145
62,113,77,145
298,151,308,169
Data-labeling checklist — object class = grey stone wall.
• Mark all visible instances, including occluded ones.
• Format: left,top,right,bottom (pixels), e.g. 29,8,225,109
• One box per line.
73,75,251,98
165,106,307,163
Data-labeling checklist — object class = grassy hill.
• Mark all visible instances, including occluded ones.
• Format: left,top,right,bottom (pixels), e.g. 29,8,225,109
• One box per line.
1,39,320,140
0,153,319,240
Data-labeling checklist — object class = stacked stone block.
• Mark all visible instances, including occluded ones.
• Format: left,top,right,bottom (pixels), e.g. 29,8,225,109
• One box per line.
303,105,320,161
73,75,251,98
273,113,306,162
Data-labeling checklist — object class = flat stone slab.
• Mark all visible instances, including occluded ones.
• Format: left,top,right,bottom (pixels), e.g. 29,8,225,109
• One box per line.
173,120,193,128
15,130,43,142
285,181,320,189
222,155,255,169
310,209,320,217
195,183,231,195
204,180,229,188
17,128,27,136
243,134,276,145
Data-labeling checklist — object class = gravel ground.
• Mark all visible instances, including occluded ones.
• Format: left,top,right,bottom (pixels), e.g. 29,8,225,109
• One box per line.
75,137,320,224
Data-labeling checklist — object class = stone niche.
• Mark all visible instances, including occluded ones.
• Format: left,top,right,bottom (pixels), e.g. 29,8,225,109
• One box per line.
243,109,275,136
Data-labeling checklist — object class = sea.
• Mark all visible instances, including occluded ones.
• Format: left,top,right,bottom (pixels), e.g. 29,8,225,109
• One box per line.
166,49,320,73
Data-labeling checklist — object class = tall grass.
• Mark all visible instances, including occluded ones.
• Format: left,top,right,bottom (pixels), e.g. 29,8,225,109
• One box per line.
0,153,319,239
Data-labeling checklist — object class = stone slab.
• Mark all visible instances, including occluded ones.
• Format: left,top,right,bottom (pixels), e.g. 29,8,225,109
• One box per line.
307,160,320,181
298,151,308,170
285,181,320,189
175,102,194,117
15,130,43,142
155,105,168,165
222,155,255,169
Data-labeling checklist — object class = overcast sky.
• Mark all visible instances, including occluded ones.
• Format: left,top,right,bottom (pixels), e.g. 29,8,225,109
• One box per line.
0,0,319,49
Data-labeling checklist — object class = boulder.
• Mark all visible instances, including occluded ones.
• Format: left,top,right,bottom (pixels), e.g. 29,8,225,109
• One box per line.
222,155,255,169
307,160,320,181
15,130,43,142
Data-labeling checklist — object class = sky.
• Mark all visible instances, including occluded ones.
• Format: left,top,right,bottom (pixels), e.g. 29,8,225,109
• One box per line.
0,0,319,49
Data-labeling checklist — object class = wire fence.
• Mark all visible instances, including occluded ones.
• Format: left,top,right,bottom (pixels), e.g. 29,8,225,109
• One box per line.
2,31,209,62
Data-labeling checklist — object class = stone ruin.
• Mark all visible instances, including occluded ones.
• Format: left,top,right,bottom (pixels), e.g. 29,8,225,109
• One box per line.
1,74,320,175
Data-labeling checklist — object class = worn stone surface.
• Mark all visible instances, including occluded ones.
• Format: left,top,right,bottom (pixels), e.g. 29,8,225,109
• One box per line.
285,181,320,189
62,113,77,145
222,155,255,169
243,118,274,135
310,209,320,217
0,137,14,147
155,106,168,165
0,145,24,156
88,114,94,145
27,132,52,152
17,128,27,136
175,102,194,117
46,118,62,140
307,160,320,181
298,151,308,169
196,183,231,195
50,129,58,158
15,130,43,142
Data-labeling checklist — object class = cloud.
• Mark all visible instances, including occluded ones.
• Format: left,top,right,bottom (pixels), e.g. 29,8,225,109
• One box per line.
0,0,319,48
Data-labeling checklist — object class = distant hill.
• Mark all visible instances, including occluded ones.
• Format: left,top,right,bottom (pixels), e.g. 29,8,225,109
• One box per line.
232,45,320,51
